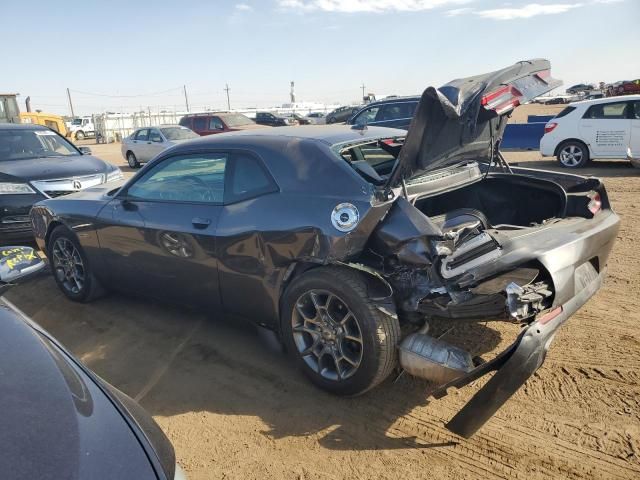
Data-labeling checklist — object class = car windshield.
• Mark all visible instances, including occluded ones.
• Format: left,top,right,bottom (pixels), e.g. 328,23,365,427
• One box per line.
335,137,403,184
220,113,254,127
71,119,83,125
0,129,79,161
160,127,199,141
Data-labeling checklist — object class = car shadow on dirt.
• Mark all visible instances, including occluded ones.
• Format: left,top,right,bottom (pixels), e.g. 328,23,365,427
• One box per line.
7,276,504,452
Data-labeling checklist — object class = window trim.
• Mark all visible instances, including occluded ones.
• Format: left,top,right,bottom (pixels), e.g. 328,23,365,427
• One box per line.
119,151,229,206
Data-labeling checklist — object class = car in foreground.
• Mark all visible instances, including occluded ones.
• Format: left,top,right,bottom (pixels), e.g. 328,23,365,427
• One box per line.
178,112,265,137
348,96,419,130
30,59,620,438
540,95,640,168
325,105,361,124
0,124,122,241
0,246,185,480
121,125,199,168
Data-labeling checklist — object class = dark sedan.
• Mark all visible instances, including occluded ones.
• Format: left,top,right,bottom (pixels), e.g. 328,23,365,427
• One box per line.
30,60,620,438
0,124,122,241
347,96,419,130
0,246,185,480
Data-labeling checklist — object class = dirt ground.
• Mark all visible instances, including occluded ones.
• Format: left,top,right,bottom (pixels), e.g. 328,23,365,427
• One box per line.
7,105,640,479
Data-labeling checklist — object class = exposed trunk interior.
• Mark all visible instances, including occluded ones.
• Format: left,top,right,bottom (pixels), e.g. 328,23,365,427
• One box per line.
415,175,566,228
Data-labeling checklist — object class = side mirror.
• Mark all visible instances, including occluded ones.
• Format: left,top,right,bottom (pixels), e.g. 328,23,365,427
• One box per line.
0,247,46,285
79,146,92,155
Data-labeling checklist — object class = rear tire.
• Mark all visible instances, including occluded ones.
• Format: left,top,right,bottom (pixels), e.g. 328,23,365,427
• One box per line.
127,151,140,168
281,267,400,396
48,226,105,303
556,140,590,168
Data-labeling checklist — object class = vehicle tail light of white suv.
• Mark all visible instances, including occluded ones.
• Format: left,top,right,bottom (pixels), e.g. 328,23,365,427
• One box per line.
544,122,558,134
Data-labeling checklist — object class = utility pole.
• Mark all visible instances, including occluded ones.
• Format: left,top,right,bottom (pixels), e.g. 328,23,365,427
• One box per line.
224,84,231,110
360,82,366,101
66,88,75,118
183,85,190,112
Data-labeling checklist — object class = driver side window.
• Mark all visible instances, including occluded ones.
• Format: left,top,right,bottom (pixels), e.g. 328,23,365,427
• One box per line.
127,153,227,204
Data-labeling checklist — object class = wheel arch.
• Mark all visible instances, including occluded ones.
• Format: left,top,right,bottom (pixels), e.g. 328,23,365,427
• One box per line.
277,261,396,333
554,138,590,157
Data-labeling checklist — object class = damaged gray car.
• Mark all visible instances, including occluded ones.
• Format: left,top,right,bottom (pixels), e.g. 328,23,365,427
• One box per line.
31,59,620,438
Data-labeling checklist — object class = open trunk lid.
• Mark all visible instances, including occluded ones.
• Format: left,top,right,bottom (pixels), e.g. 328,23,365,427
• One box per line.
386,59,562,190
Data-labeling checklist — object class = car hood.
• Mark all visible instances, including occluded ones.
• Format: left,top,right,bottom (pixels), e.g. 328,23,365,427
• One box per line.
387,59,561,189
0,155,112,181
0,300,161,479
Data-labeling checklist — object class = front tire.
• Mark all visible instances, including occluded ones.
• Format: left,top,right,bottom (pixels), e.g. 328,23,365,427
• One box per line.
126,151,140,168
281,267,400,396
557,140,590,168
48,226,104,303
75,130,85,140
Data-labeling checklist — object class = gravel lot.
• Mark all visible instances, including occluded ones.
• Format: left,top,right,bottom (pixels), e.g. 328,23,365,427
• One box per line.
8,105,640,479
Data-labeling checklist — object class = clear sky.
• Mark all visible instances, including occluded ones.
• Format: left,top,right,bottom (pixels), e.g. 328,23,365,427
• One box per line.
5,0,638,115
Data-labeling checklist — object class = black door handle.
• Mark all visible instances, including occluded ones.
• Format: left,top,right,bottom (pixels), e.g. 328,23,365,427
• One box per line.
192,217,211,229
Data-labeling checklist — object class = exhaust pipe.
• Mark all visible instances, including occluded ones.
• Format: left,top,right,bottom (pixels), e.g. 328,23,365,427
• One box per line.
399,333,474,384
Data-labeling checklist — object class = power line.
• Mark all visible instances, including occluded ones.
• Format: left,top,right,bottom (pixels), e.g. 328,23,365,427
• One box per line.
68,86,184,98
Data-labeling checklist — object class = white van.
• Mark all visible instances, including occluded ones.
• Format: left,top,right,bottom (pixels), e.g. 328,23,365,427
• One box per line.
540,95,640,168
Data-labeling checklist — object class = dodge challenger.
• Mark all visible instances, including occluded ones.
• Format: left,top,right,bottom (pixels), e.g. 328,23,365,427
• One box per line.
30,59,620,437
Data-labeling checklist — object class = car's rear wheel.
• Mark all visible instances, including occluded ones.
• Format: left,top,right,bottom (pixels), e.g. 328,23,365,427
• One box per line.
48,226,104,302
75,130,85,140
557,140,589,168
326,116,336,124
126,151,140,168
281,267,400,396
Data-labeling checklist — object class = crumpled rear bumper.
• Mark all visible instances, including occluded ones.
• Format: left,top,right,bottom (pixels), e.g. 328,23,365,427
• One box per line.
433,265,607,438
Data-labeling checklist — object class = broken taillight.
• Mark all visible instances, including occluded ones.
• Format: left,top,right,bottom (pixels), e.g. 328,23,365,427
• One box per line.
481,85,523,114
544,122,558,134
588,192,602,215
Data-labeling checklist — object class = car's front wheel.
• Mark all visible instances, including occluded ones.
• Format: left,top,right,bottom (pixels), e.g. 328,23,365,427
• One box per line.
48,226,105,302
75,130,85,140
126,151,140,168
557,140,590,168
281,267,400,396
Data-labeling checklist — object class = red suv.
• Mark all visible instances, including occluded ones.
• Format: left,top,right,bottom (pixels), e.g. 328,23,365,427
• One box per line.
179,112,267,136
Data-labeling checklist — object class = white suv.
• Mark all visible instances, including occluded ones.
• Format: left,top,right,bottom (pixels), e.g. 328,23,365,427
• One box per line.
540,95,640,168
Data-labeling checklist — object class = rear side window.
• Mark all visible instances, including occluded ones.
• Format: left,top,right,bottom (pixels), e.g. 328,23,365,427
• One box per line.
583,101,629,119
178,117,190,127
193,118,207,131
554,106,576,119
226,153,277,203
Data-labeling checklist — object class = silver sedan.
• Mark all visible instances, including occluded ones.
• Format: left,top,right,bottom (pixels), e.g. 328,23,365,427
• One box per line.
121,125,199,168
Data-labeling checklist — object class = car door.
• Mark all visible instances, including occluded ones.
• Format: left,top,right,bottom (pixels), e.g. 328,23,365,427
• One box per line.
630,101,640,159
579,100,632,158
132,128,152,161
215,151,280,325
96,151,227,308
148,128,166,159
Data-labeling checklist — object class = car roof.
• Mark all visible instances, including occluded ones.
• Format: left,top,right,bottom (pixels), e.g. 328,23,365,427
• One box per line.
365,95,421,106
0,123,48,131
572,94,640,107
179,125,405,147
